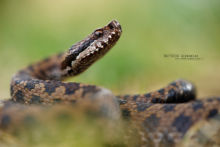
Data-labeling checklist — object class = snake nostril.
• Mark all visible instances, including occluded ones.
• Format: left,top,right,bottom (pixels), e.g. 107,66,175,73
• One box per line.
108,20,118,29
108,20,122,32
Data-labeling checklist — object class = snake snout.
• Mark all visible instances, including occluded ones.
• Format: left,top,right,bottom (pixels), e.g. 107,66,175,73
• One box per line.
108,20,122,32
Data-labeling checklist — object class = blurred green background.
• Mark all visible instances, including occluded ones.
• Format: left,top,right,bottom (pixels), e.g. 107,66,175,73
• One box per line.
0,0,220,99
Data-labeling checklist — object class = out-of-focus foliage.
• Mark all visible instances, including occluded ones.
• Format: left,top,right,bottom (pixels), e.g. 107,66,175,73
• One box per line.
0,0,220,98
0,103,130,147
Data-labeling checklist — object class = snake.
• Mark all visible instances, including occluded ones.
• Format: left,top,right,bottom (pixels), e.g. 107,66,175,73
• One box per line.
1,20,220,146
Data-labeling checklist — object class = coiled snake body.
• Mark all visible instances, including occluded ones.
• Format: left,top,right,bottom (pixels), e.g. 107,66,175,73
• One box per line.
1,20,220,146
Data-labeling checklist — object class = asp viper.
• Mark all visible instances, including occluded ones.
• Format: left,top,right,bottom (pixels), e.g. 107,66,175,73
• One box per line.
2,20,220,146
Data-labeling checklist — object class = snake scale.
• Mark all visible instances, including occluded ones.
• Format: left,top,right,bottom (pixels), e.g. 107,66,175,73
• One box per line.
1,20,220,146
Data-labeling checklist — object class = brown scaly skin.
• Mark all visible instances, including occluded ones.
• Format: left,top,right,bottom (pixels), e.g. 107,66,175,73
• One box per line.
120,98,220,146
1,20,219,146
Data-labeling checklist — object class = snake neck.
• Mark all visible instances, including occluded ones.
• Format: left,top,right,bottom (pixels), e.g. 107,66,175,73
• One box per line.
12,20,122,82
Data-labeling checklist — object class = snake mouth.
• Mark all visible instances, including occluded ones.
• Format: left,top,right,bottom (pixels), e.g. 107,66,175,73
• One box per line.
61,20,122,76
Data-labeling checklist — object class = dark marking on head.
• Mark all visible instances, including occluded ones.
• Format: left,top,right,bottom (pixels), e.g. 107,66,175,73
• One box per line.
207,109,218,119
94,29,103,37
163,104,175,112
61,39,95,70
172,113,193,135
108,23,115,29
14,90,25,103
72,39,95,57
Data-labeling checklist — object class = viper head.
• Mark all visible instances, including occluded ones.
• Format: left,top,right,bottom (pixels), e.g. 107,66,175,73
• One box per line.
61,20,122,76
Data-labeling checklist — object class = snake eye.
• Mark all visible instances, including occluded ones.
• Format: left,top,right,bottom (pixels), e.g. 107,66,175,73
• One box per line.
108,23,114,29
95,30,103,37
